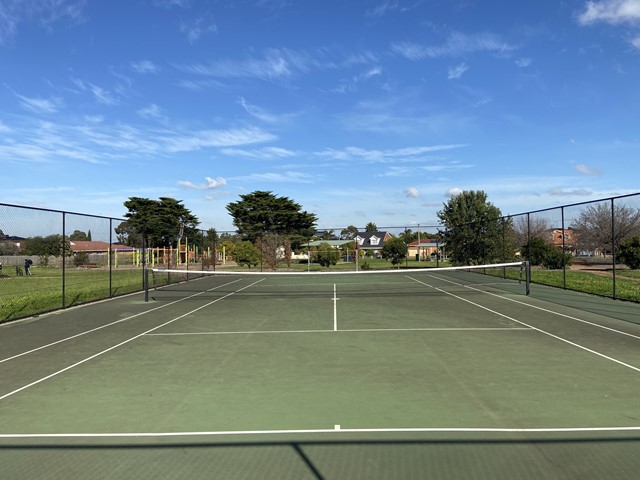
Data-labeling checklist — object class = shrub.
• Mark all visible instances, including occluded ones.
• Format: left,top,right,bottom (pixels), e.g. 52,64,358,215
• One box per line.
617,236,640,269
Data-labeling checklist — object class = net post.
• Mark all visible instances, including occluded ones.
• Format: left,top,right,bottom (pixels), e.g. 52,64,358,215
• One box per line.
524,261,531,295
144,267,149,302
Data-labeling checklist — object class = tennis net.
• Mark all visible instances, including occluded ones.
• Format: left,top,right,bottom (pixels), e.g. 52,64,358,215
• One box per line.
147,261,530,300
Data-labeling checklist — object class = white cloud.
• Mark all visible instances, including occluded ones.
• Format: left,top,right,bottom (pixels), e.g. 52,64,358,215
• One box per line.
575,163,602,175
235,171,315,183
0,0,86,46
404,187,420,198
447,62,469,79
17,94,64,113
178,176,227,190
165,127,276,152
131,60,159,74
548,188,594,196
577,0,640,25
221,146,297,160
391,32,517,60
445,187,463,197
137,103,166,121
0,121,12,132
180,16,217,44
515,57,532,67
631,35,640,48
238,97,280,123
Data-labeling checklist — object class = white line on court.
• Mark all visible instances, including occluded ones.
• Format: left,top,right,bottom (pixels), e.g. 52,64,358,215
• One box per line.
430,273,640,341
333,283,338,332
0,278,244,365
2,425,640,439
0,279,264,402
407,275,640,373
146,327,531,336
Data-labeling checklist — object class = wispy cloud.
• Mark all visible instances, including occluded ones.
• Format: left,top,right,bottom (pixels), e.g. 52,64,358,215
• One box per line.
16,94,64,113
137,103,167,122
0,0,86,46
70,77,119,105
234,171,316,183
221,146,297,160
575,163,602,175
391,31,517,60
577,0,640,25
515,57,532,67
632,35,640,48
548,188,594,196
447,62,469,79
238,97,285,124
131,60,159,74
178,176,227,190
180,16,217,44
317,144,466,163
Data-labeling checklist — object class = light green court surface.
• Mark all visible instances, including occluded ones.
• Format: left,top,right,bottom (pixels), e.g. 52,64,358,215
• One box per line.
1,270,640,479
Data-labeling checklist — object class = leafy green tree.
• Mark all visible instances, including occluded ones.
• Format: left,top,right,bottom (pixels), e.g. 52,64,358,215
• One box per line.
69,230,89,241
315,242,340,268
124,197,199,248
437,190,507,266
617,236,640,269
115,221,143,246
522,237,571,269
365,222,377,232
340,225,358,240
24,235,71,257
381,237,408,266
233,241,260,268
226,191,317,247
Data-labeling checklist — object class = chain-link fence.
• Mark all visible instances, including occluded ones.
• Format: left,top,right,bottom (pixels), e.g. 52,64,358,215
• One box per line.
447,193,640,302
2,193,639,323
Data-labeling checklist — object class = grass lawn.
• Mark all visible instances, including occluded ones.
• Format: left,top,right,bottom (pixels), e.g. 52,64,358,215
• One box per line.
0,267,145,323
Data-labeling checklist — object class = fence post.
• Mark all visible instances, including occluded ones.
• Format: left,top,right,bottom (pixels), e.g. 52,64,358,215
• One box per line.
611,197,617,299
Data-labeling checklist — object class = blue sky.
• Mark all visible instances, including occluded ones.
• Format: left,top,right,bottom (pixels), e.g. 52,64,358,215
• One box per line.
1,0,639,233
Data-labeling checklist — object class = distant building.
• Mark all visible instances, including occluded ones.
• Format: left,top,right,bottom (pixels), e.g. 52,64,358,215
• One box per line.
355,231,392,256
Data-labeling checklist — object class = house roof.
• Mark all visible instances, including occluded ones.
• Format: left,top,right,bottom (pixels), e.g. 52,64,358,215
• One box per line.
304,240,354,247
355,231,392,249
69,241,134,252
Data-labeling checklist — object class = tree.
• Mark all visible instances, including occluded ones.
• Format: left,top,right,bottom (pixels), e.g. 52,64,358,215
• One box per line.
340,225,358,240
124,197,199,248
617,236,640,269
365,222,377,232
381,237,408,266
437,190,508,266
24,235,71,257
69,230,89,241
315,242,340,268
233,241,260,268
226,191,317,246
521,237,571,269
571,203,640,255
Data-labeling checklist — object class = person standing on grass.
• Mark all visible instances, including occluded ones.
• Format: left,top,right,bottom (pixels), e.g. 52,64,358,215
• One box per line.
24,258,33,276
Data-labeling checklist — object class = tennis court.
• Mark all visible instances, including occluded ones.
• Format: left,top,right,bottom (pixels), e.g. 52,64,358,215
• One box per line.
1,265,640,479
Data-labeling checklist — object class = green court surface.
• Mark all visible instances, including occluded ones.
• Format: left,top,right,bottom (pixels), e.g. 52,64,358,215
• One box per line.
1,269,640,479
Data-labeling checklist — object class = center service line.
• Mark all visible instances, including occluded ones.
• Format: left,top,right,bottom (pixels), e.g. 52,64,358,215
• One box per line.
333,284,338,332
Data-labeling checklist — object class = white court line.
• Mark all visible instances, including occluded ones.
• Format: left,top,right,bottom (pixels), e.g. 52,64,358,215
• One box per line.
0,279,264,402
0,278,243,365
407,275,640,373
146,327,531,336
2,425,640,439
429,273,640,341
333,284,338,332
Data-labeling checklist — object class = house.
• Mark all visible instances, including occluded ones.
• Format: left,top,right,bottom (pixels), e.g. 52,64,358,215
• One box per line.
355,231,392,256
407,239,444,260
546,228,575,253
